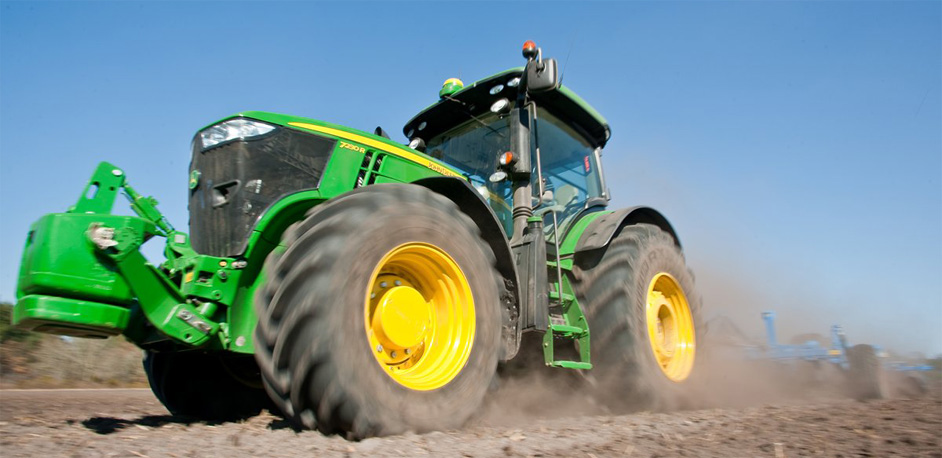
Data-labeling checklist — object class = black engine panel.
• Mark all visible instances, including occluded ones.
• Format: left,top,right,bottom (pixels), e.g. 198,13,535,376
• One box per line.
188,126,336,257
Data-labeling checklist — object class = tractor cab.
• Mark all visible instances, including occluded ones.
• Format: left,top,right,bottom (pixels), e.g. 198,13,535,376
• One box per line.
403,42,611,240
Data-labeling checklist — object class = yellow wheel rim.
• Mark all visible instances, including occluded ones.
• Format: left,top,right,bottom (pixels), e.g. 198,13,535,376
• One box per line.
364,242,475,391
645,273,696,382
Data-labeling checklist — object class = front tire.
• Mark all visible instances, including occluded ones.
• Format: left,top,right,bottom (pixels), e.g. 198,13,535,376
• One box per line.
254,184,502,438
143,350,272,421
573,223,702,411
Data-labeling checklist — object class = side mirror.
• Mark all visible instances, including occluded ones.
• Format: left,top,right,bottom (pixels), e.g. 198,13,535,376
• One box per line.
526,58,559,93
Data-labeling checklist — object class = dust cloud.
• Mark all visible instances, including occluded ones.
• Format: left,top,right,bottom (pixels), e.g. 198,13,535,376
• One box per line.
477,340,932,429
473,261,936,427
477,343,847,429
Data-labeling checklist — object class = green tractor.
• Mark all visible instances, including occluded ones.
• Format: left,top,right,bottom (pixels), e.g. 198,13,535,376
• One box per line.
13,41,701,437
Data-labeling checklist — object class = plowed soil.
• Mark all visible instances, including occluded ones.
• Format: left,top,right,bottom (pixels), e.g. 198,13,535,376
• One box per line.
1,383,939,457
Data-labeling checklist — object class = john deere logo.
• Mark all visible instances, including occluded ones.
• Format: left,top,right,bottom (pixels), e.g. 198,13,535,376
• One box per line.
189,170,201,189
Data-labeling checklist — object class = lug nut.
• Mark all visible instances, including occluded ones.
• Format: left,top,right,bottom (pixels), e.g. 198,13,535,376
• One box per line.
380,282,388,288
376,344,383,352
405,349,411,355
391,351,397,358
395,280,402,286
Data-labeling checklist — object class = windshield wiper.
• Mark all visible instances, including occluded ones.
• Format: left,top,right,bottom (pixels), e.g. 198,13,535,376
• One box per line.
441,95,506,138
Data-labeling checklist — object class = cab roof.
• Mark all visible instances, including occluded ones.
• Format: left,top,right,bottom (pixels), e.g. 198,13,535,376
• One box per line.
403,68,611,148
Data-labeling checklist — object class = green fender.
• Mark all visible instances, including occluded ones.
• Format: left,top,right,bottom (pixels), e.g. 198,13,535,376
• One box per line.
412,176,521,360
565,206,681,257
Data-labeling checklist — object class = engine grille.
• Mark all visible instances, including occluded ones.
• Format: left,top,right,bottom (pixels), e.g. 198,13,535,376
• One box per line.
188,126,336,257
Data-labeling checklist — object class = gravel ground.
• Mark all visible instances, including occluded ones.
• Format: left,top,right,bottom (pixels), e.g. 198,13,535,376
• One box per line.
0,384,939,457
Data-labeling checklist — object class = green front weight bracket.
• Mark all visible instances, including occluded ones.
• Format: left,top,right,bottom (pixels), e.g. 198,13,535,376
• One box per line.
30,161,223,346
88,212,219,347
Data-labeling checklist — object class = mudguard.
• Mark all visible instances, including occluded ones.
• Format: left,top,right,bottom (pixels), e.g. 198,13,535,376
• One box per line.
412,176,521,359
573,206,681,253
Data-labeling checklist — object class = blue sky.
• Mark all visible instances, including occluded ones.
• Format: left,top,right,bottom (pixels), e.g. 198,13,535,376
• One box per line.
1,1,939,355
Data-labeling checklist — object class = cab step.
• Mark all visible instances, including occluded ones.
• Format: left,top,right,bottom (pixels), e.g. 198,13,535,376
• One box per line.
549,323,585,337
550,360,593,370
548,290,575,302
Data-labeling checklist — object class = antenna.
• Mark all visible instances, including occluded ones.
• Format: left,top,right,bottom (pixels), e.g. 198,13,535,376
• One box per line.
559,33,578,85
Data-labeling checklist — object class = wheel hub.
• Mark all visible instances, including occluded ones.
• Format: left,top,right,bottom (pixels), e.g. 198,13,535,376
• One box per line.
372,286,430,349
651,299,677,358
645,273,695,382
364,243,476,391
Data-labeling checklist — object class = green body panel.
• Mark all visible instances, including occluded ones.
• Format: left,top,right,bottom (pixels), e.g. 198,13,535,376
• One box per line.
17,213,148,305
225,237,279,353
213,110,464,180
371,154,441,183
559,211,611,261
15,295,129,337
221,192,321,354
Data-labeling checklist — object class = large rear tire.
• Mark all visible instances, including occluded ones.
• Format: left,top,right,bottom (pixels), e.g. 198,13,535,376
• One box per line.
254,184,502,438
573,223,702,411
143,350,272,421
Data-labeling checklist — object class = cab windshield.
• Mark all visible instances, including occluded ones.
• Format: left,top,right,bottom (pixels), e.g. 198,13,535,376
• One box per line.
534,108,603,232
425,112,514,234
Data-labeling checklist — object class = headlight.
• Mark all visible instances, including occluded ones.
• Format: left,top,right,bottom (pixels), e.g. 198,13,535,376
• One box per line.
198,118,276,150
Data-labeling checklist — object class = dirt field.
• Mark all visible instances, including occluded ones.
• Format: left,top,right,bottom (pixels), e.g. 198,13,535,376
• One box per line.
1,381,939,458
